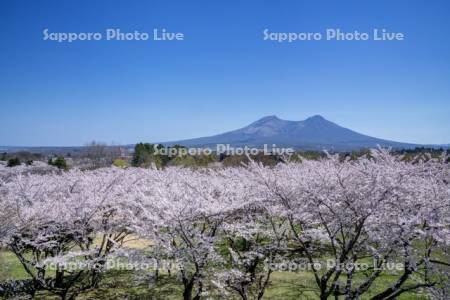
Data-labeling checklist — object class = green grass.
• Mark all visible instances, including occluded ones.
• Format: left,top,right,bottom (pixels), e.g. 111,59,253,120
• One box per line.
0,250,429,299
0,251,29,281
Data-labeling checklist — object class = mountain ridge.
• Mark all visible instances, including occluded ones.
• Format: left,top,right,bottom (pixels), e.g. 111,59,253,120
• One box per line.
1,115,447,152
162,115,428,151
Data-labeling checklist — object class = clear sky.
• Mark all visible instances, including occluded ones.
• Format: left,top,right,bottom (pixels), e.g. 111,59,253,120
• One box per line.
0,0,449,146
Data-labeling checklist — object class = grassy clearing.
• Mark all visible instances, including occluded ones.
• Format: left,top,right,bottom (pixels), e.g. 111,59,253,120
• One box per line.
0,250,427,299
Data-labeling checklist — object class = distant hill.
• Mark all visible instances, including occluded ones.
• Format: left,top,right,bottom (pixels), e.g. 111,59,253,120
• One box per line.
163,115,432,151
1,115,447,152
0,146,85,154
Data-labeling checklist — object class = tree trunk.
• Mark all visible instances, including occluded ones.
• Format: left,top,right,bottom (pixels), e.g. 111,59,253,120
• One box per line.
183,279,195,300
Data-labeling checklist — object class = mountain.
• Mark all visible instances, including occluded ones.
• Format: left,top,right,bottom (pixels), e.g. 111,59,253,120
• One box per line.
163,115,423,151
1,115,444,153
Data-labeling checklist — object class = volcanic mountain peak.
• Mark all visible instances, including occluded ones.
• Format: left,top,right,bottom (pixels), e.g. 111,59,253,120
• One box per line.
163,115,422,150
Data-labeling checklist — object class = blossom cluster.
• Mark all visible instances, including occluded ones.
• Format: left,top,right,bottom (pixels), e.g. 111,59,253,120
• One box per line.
0,149,448,299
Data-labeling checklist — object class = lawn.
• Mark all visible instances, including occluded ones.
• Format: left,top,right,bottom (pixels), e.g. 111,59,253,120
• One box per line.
0,250,428,299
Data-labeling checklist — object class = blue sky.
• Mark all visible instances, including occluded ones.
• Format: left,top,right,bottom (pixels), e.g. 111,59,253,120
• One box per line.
0,0,449,146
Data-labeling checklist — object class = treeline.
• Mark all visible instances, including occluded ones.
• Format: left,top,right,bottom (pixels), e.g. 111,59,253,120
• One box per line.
0,141,126,170
131,143,450,168
131,142,284,168
2,145,447,170
0,151,42,167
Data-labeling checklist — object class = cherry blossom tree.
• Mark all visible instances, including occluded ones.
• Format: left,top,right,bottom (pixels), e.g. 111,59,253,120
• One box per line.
247,149,450,299
129,167,258,300
214,207,288,300
0,160,57,181
0,168,136,299
0,149,448,300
